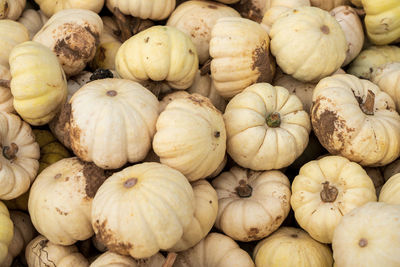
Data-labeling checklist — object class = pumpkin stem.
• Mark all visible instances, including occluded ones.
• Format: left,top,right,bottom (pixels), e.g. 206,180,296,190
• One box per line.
162,252,177,267
200,58,212,76
359,238,368,247
236,180,253,198
266,112,281,128
2,143,18,160
124,178,138,188
359,90,375,115
320,181,338,202
0,79,10,88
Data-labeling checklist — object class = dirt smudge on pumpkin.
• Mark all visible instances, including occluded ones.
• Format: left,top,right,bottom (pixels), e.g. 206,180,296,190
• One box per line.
246,227,260,240
233,0,264,23
94,219,133,255
187,94,221,114
82,161,110,198
55,207,68,216
252,40,274,84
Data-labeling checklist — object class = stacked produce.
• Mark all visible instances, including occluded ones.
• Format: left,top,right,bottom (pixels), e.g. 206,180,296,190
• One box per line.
0,0,400,266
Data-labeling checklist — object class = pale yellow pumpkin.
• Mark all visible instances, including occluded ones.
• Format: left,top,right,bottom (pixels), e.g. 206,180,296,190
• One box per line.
34,0,104,17
212,166,291,242
332,202,400,267
224,83,311,170
0,66,13,114
17,9,48,39
69,78,159,169
0,0,25,20
106,0,175,20
174,233,255,267
91,162,195,258
291,155,377,243
26,235,89,267
253,227,333,267
0,202,13,265
310,0,349,10
0,20,29,69
379,173,400,205
153,93,226,181
9,41,68,126
312,74,400,166
210,17,275,98
270,7,347,82
0,112,39,200
33,9,103,77
90,251,165,267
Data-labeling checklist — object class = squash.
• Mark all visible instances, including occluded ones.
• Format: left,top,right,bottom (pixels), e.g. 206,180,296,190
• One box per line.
379,173,400,205
168,179,218,252
311,74,400,166
9,41,68,126
348,45,400,79
0,66,13,114
330,6,364,66
116,25,198,90
332,202,400,267
174,233,255,267
17,9,48,39
0,20,29,69
90,251,165,267
310,0,349,10
212,166,291,242
291,155,377,243
210,17,275,98
91,162,195,258
363,0,400,45
224,83,311,170
29,157,108,245
69,78,159,169
0,0,25,20
0,202,13,265
33,9,103,77
253,227,333,267
153,93,226,181
270,7,347,82
0,112,39,200
26,235,89,267
106,0,176,21
166,0,240,64
34,0,104,17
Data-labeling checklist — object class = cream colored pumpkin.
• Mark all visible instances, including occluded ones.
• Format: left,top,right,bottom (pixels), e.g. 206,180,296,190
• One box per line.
174,233,255,267
270,7,347,82
348,45,400,79
168,180,218,252
90,251,165,267
370,62,400,111
330,5,364,66
311,74,400,166
26,235,89,267
153,93,226,181
116,25,198,90
0,202,13,265
92,162,195,258
291,155,377,244
166,1,240,64
17,9,48,40
379,173,400,205
29,157,109,246
0,66,13,114
33,9,103,77
332,202,400,267
106,0,175,20
69,78,159,169
210,17,275,98
1,211,35,267
9,41,68,126
0,20,29,69
310,0,349,10
212,167,291,242
0,112,39,200
253,227,333,267
0,0,25,20
34,0,104,17
224,83,311,170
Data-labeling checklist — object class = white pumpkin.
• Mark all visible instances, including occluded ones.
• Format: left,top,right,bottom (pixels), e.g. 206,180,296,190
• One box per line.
106,0,176,20
0,66,13,113
17,9,48,39
0,0,25,20
90,251,165,267
34,0,104,17
379,173,400,205
0,19,29,69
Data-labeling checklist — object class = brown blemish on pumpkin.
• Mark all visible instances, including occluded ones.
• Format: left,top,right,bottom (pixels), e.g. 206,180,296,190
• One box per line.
124,178,138,188
97,46,106,62
252,40,274,84
0,79,10,88
82,161,109,198
233,0,264,23
291,234,298,238
214,131,220,138
207,4,218,9
144,37,150,43
186,94,221,113
55,207,68,216
2,143,18,160
106,90,117,97
353,89,375,115
247,227,260,239
94,219,133,254
189,49,194,55
31,239,57,266
320,25,330,34
54,173,62,179
359,238,368,247
54,103,72,148
236,180,253,198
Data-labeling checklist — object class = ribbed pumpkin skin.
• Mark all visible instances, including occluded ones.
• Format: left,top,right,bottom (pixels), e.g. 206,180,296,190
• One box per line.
90,251,165,267
0,202,13,264
34,0,104,17
0,20,29,69
106,0,175,20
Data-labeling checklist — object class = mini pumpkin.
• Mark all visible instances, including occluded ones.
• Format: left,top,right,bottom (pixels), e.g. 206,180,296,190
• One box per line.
0,0,25,20
90,251,165,267
0,19,29,69
106,0,176,21
291,155,377,243
17,9,48,39
34,0,104,17
379,173,400,205
0,202,13,265
0,66,13,114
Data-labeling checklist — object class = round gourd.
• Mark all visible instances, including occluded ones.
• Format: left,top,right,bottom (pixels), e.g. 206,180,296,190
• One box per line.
0,112,39,200
332,202,400,267
0,202,13,265
91,162,195,258
17,9,48,40
9,41,68,126
0,20,29,69
291,155,377,243
69,78,159,169
116,25,198,90
212,167,291,242
166,0,240,64
210,17,275,98
310,0,349,10
153,93,226,181
270,6,347,82
311,74,400,166
168,180,218,252
0,0,25,20
253,227,333,267
33,9,103,77
223,83,311,170
0,66,13,114
106,0,175,20
34,0,104,17
379,173,400,205
90,251,165,267
26,235,89,267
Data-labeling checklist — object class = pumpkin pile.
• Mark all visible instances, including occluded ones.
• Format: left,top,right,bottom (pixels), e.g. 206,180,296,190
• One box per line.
0,0,400,266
